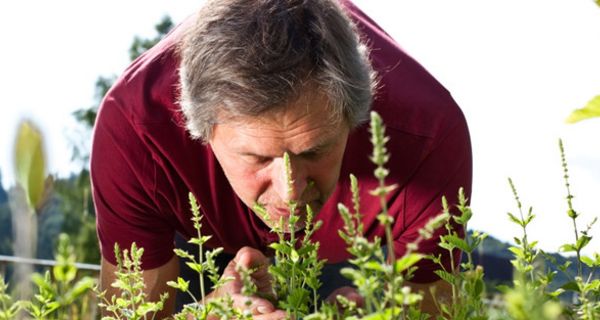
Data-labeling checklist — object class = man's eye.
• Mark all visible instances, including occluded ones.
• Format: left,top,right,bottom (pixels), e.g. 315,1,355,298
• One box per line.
245,155,271,165
256,156,271,163
301,149,323,160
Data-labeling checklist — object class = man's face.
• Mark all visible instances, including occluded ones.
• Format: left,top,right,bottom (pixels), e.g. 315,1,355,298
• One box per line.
209,91,349,232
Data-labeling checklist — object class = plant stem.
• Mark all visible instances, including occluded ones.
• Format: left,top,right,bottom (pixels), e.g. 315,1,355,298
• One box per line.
559,139,583,278
198,226,206,302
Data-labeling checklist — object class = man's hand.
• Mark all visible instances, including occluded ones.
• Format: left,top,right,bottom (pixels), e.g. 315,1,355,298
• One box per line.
204,246,286,319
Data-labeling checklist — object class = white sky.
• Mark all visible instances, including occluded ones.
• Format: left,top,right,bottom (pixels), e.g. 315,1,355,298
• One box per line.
1,0,599,255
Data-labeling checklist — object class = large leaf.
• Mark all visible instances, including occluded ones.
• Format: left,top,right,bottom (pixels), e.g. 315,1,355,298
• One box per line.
566,95,600,123
14,120,47,210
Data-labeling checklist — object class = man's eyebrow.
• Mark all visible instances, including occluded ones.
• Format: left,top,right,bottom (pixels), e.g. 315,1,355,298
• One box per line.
295,139,336,156
238,139,336,158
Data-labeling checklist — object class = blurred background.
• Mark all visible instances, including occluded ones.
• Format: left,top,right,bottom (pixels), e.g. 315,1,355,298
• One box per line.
0,0,599,287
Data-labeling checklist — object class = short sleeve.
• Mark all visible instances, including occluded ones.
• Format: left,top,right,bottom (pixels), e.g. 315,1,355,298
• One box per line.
390,114,472,283
91,94,176,269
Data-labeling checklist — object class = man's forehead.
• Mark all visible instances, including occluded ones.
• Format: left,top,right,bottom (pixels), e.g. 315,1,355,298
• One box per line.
216,115,346,158
221,88,334,124
224,120,344,154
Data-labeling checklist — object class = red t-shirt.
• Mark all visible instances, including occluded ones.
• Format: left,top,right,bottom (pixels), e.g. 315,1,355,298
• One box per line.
91,1,472,283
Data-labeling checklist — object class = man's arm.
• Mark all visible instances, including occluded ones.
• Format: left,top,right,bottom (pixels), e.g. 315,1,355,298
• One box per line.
100,255,179,319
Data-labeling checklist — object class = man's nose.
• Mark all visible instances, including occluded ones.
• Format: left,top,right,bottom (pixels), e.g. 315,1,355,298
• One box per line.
272,156,307,204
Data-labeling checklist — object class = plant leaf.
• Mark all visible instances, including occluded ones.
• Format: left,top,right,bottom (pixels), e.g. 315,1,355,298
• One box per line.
444,234,470,252
14,120,47,210
561,281,580,292
575,235,591,251
434,270,457,285
580,255,596,268
566,95,600,123
394,253,423,273
559,244,576,253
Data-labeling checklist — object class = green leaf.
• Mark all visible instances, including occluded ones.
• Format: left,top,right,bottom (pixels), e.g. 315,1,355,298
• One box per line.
174,249,194,260
524,213,535,227
14,120,47,210
268,243,291,255
508,247,525,259
548,288,564,298
340,267,363,281
444,234,470,252
580,255,596,268
362,261,386,272
434,270,457,285
566,95,600,123
507,212,523,227
185,262,203,273
177,277,189,292
66,277,95,301
559,244,576,253
290,248,300,263
496,284,511,293
394,253,423,273
575,235,591,251
473,278,484,297
561,281,580,292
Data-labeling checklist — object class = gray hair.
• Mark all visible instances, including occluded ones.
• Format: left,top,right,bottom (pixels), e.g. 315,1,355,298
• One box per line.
178,0,377,142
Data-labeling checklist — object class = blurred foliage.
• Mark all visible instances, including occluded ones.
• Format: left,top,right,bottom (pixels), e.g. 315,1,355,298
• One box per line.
129,16,174,61
14,121,48,211
52,172,98,264
566,95,600,124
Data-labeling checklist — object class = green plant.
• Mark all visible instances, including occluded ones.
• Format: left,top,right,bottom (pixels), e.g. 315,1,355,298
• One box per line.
555,139,600,319
0,277,21,320
253,151,326,319
97,243,168,320
429,189,488,319
20,233,96,320
93,111,599,320
313,112,449,320
169,193,252,320
498,178,562,320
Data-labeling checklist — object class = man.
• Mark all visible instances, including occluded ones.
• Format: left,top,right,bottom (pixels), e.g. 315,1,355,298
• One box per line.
91,0,472,318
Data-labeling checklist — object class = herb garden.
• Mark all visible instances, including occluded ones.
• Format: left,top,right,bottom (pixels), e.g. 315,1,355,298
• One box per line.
2,108,599,319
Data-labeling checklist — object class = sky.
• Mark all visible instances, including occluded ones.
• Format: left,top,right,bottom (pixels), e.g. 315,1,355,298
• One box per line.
1,0,599,255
